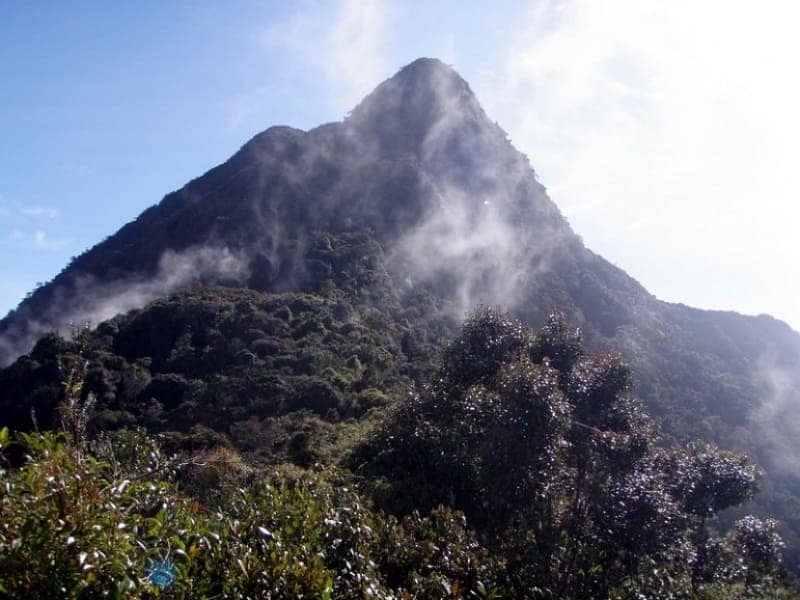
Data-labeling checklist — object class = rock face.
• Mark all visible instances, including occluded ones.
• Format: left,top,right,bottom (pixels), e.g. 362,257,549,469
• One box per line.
2,57,800,563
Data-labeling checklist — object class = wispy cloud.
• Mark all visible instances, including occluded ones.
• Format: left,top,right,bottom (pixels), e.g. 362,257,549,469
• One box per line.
20,205,58,219
328,0,391,104
226,84,274,130
753,356,800,475
474,0,800,330
261,0,392,114
0,245,250,365
0,193,60,220
6,228,72,251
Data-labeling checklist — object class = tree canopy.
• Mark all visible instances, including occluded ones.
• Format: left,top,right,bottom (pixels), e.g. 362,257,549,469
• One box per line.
0,307,796,598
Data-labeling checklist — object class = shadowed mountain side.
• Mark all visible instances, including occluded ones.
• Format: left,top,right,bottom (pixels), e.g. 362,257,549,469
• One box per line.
2,57,800,567
0,59,568,362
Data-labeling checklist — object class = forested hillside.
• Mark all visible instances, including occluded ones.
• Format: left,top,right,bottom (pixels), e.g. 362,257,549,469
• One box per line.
2,58,800,593
2,307,796,597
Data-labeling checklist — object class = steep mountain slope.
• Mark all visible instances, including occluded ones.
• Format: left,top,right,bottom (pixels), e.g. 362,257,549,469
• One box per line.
2,57,799,566
0,58,571,362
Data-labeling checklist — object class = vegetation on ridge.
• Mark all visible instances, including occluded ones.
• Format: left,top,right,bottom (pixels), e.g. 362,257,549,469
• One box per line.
1,307,796,598
2,57,800,575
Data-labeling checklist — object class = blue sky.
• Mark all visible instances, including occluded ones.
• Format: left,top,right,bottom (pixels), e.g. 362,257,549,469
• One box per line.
2,1,799,330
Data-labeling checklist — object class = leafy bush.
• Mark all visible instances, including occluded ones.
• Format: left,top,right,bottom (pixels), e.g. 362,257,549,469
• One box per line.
0,426,503,598
355,307,795,598
2,305,798,597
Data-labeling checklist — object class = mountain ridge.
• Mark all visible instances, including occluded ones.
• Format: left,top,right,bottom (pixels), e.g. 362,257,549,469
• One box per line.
2,56,800,567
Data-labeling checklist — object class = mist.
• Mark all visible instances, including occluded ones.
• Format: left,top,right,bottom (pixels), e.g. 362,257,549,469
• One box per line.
752,356,800,477
346,59,569,321
0,245,248,365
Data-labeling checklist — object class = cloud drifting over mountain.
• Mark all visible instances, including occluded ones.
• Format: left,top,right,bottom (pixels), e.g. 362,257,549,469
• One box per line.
261,0,392,114
259,0,800,332
0,246,249,364
477,0,800,330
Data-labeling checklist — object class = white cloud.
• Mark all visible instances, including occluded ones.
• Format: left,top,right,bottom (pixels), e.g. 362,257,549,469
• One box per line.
248,0,800,329
329,0,391,102
20,205,58,219
437,32,457,66
226,84,274,130
0,194,59,220
262,0,391,113
6,228,72,251
754,357,800,474
475,0,800,330
0,245,250,364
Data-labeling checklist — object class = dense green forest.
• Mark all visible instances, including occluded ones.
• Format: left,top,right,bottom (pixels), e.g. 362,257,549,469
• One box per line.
1,306,796,597
3,58,800,597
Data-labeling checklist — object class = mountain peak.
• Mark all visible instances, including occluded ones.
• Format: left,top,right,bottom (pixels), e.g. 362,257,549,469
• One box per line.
347,57,484,143
3,57,800,571
342,57,514,192
356,57,469,106
392,57,463,84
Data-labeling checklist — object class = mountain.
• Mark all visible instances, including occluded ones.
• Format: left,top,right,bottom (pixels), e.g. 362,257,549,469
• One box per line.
2,57,800,567
0,58,568,361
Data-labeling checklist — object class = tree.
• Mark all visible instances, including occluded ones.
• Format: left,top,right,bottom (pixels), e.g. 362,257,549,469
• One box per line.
356,307,786,598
